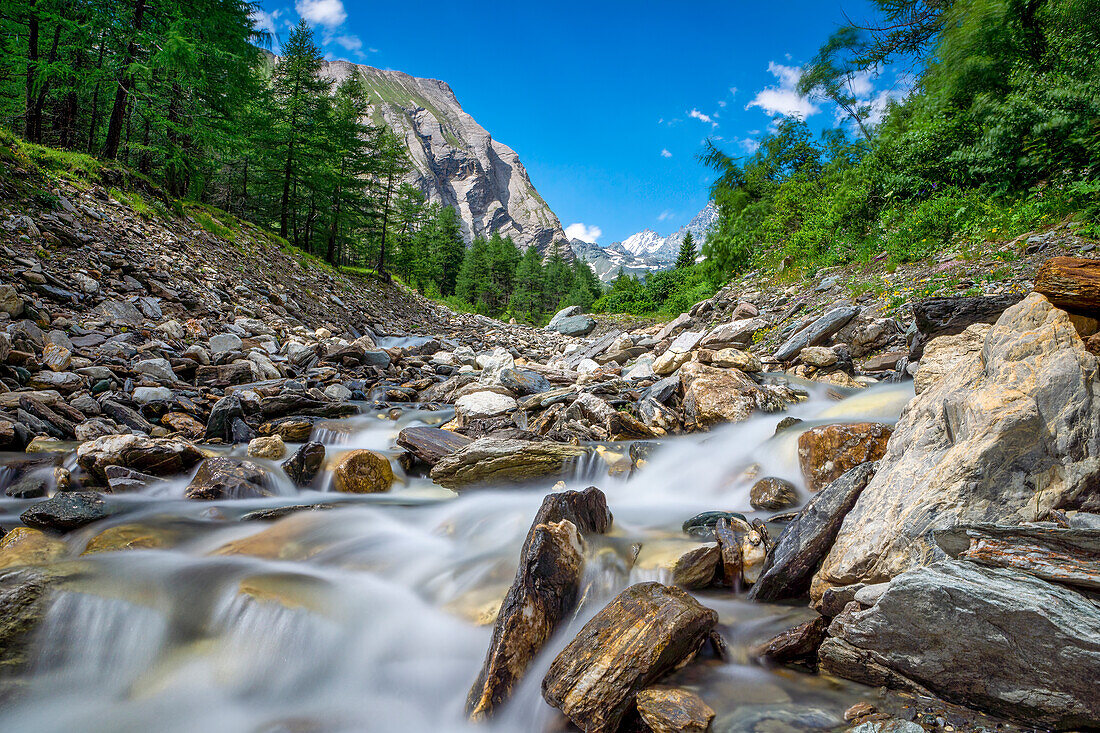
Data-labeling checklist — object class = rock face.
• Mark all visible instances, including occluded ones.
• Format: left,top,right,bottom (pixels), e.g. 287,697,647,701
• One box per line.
797,423,892,491
429,438,589,488
913,324,990,394
817,294,1100,594
321,60,570,256
909,294,1022,359
466,488,612,720
749,463,876,603
821,560,1100,730
541,582,718,732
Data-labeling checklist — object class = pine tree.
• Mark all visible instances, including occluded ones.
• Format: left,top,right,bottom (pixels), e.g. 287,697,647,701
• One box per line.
372,127,412,272
676,231,697,269
509,245,545,321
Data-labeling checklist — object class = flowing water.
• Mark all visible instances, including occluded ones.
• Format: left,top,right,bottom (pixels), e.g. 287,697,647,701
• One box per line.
0,382,913,732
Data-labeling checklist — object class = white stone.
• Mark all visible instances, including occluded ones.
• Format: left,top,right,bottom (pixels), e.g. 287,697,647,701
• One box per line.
455,391,517,420
209,333,244,354
132,386,174,403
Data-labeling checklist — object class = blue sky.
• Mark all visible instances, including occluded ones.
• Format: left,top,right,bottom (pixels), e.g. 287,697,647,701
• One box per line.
253,0,905,245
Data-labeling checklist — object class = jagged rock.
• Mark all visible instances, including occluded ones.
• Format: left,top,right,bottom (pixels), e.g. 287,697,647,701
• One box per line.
680,362,790,429
753,615,829,665
466,518,587,719
797,423,892,491
104,465,169,493
332,449,394,493
672,545,720,589
76,434,204,482
94,299,144,324
822,560,1100,730
698,318,765,350
635,687,716,733
20,491,111,531
1034,256,1100,315
775,306,860,362
653,349,692,376
430,438,589,488
396,426,472,466
816,294,1100,594
749,463,876,603
909,294,1021,360
41,341,71,371
100,399,154,432
132,386,173,404
913,323,989,395
863,351,908,372
205,393,248,442
280,442,325,487
247,435,286,460
541,582,718,732
750,477,798,511
184,456,277,500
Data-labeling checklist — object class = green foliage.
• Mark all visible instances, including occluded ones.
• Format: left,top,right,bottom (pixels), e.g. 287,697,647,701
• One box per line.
675,231,697,269
592,263,724,318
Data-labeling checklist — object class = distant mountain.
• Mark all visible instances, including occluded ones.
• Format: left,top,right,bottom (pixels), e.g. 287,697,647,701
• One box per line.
320,59,571,258
571,202,718,282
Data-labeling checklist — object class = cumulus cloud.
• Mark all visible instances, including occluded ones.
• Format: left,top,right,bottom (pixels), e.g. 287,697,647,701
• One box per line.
660,149,672,158
746,61,819,119
565,223,602,243
295,0,347,28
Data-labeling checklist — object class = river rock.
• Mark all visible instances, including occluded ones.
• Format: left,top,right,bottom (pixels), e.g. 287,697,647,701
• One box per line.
280,442,325,487
798,346,838,368
0,569,52,674
331,449,394,493
547,306,596,336
395,426,472,466
753,615,829,666
76,434,204,482
430,438,590,489
455,391,517,421
821,560,1100,729
635,686,716,733
774,306,860,362
184,456,277,500
0,527,67,569
246,435,286,460
816,294,1100,595
20,491,111,531
749,462,876,603
797,423,892,492
466,518,586,720
680,362,789,429
498,368,550,396
541,582,718,732
750,477,798,511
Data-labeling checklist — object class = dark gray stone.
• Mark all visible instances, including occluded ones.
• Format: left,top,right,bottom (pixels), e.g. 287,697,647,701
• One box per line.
20,491,111,531
774,306,860,362
499,368,551,396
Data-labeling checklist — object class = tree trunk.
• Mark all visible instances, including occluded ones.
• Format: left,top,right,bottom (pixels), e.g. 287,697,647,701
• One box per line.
102,0,146,159
24,0,40,142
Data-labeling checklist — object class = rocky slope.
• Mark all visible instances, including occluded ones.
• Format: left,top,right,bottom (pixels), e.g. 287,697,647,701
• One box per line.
322,60,571,258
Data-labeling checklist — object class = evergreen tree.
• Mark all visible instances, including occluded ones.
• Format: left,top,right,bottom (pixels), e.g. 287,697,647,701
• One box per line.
675,231,697,269
372,128,412,272
508,244,545,321
455,236,489,309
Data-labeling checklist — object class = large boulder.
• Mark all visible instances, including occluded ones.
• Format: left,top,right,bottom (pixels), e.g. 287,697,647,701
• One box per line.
815,294,1100,595
820,560,1100,730
184,456,277,500
455,391,517,422
797,422,892,491
541,582,718,732
910,294,1023,360
430,438,590,489
913,323,989,395
547,306,596,337
679,362,792,429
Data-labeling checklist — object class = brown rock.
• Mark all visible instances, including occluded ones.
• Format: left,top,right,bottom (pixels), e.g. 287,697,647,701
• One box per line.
1034,256,1100,315
184,456,276,500
541,582,718,732
161,411,206,439
750,477,798,510
672,545,720,590
0,528,67,570
396,426,472,466
680,362,793,430
752,615,828,665
430,438,589,489
797,423,892,491
635,686,716,733
332,449,394,493
76,434,204,483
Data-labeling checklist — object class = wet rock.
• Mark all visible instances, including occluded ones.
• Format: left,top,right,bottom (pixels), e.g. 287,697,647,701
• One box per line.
395,426,472,466
750,477,798,511
466,518,586,720
161,411,206,439
5,475,48,499
0,527,67,569
205,393,248,442
672,544,720,589
753,615,829,666
680,362,790,429
331,449,394,493
76,434,203,483
749,462,876,603
104,465,168,493
260,416,317,443
821,560,1100,730
682,511,749,540
20,491,111,531
774,306,860,362
541,582,718,732
82,523,180,554
184,456,277,500
430,438,590,489
817,294,1100,594
636,686,716,733
0,569,52,674
247,435,286,460
910,294,1021,360
281,442,325,487
797,423,892,492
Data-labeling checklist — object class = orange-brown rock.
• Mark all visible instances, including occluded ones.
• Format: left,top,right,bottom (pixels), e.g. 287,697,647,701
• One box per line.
1034,256,1100,315
797,422,892,491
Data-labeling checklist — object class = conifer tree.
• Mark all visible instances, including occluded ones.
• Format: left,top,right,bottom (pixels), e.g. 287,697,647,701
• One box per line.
675,231,697,269
509,245,545,321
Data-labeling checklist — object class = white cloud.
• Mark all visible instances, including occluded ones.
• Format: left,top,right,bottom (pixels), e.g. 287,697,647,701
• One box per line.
335,34,363,52
746,61,820,119
729,86,738,97
660,148,672,158
717,100,727,108
565,223,602,243
657,210,673,222
295,0,346,28
688,109,712,124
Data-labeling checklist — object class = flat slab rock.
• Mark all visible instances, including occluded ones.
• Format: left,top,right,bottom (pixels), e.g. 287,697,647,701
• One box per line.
821,559,1100,730
429,438,590,489
395,426,472,466
541,581,718,732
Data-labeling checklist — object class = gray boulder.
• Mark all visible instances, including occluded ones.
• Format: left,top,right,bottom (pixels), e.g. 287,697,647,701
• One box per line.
547,306,596,336
773,306,860,362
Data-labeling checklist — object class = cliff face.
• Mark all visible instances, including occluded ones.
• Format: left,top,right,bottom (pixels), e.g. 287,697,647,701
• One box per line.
322,60,570,257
